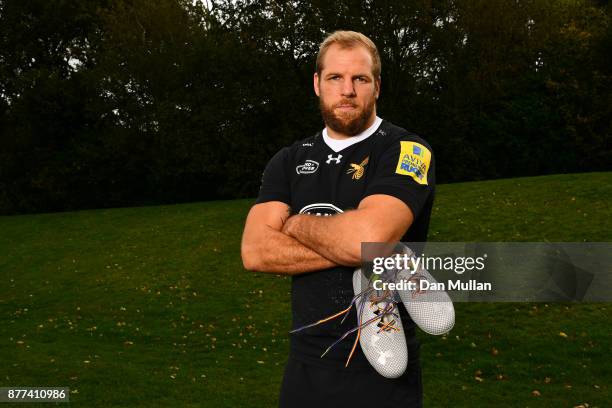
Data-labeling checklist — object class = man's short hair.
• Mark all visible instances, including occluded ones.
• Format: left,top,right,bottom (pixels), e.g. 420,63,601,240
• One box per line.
316,30,381,79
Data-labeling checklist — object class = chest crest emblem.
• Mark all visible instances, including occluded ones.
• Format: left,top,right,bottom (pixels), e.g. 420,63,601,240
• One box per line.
347,156,369,180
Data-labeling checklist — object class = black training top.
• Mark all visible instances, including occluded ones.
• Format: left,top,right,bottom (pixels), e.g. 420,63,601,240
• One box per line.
255,118,436,369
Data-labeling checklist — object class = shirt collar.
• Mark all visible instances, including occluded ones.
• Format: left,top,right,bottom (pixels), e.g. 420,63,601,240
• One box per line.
322,116,383,153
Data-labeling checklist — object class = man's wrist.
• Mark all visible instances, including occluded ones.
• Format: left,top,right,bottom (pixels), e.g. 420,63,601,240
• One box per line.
282,213,303,237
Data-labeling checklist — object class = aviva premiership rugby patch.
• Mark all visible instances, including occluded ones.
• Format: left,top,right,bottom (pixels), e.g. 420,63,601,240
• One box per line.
395,141,431,185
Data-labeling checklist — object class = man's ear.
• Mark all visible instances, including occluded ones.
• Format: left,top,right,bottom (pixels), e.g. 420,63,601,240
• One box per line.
375,76,381,99
313,72,320,97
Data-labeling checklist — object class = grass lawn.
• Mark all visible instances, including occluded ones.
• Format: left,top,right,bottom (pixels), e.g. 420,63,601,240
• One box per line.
0,172,610,407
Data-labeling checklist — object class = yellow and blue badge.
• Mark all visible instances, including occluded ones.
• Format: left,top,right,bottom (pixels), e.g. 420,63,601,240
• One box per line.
395,141,431,185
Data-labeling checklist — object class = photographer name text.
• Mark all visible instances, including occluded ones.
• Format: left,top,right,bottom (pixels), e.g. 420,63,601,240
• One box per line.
373,279,492,292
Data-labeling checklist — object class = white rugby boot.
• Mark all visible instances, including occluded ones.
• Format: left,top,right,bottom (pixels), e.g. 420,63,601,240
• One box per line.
395,245,455,336
352,268,408,378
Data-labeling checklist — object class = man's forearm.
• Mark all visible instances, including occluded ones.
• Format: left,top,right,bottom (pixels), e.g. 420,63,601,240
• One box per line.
241,225,337,274
282,196,412,265
283,212,369,266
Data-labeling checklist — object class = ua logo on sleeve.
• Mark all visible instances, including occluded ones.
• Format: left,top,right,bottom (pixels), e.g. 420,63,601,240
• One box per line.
395,141,431,185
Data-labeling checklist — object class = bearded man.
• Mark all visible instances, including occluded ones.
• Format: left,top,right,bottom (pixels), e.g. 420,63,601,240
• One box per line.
241,30,435,408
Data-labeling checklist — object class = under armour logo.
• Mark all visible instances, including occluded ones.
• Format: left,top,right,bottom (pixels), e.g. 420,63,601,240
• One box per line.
326,154,343,164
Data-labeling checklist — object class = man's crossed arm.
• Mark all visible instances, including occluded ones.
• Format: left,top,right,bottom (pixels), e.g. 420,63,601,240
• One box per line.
241,195,414,275
241,201,336,274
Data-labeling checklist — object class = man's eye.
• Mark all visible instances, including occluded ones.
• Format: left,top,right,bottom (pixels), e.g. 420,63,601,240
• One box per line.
355,77,367,82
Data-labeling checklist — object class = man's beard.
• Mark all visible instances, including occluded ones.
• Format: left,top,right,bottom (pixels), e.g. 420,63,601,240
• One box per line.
319,97,376,137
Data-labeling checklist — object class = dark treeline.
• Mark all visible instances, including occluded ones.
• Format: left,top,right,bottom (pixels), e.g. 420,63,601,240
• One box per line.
0,0,610,214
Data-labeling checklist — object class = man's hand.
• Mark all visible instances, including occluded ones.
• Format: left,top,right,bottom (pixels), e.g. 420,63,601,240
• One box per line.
282,194,413,265
241,201,338,274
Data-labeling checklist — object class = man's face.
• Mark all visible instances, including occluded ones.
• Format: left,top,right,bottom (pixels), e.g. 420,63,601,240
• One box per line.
314,43,380,137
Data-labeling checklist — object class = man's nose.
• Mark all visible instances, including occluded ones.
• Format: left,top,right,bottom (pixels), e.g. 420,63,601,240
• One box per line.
341,78,356,97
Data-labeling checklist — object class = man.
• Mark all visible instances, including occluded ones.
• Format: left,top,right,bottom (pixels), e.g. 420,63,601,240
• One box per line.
241,30,435,408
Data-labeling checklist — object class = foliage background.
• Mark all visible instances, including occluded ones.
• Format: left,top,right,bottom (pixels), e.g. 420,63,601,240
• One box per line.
0,0,610,214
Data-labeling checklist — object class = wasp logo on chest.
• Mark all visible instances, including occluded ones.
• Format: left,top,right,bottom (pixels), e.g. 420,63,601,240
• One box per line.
347,156,369,180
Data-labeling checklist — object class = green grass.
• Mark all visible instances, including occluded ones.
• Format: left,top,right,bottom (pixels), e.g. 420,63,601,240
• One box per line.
0,172,611,407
